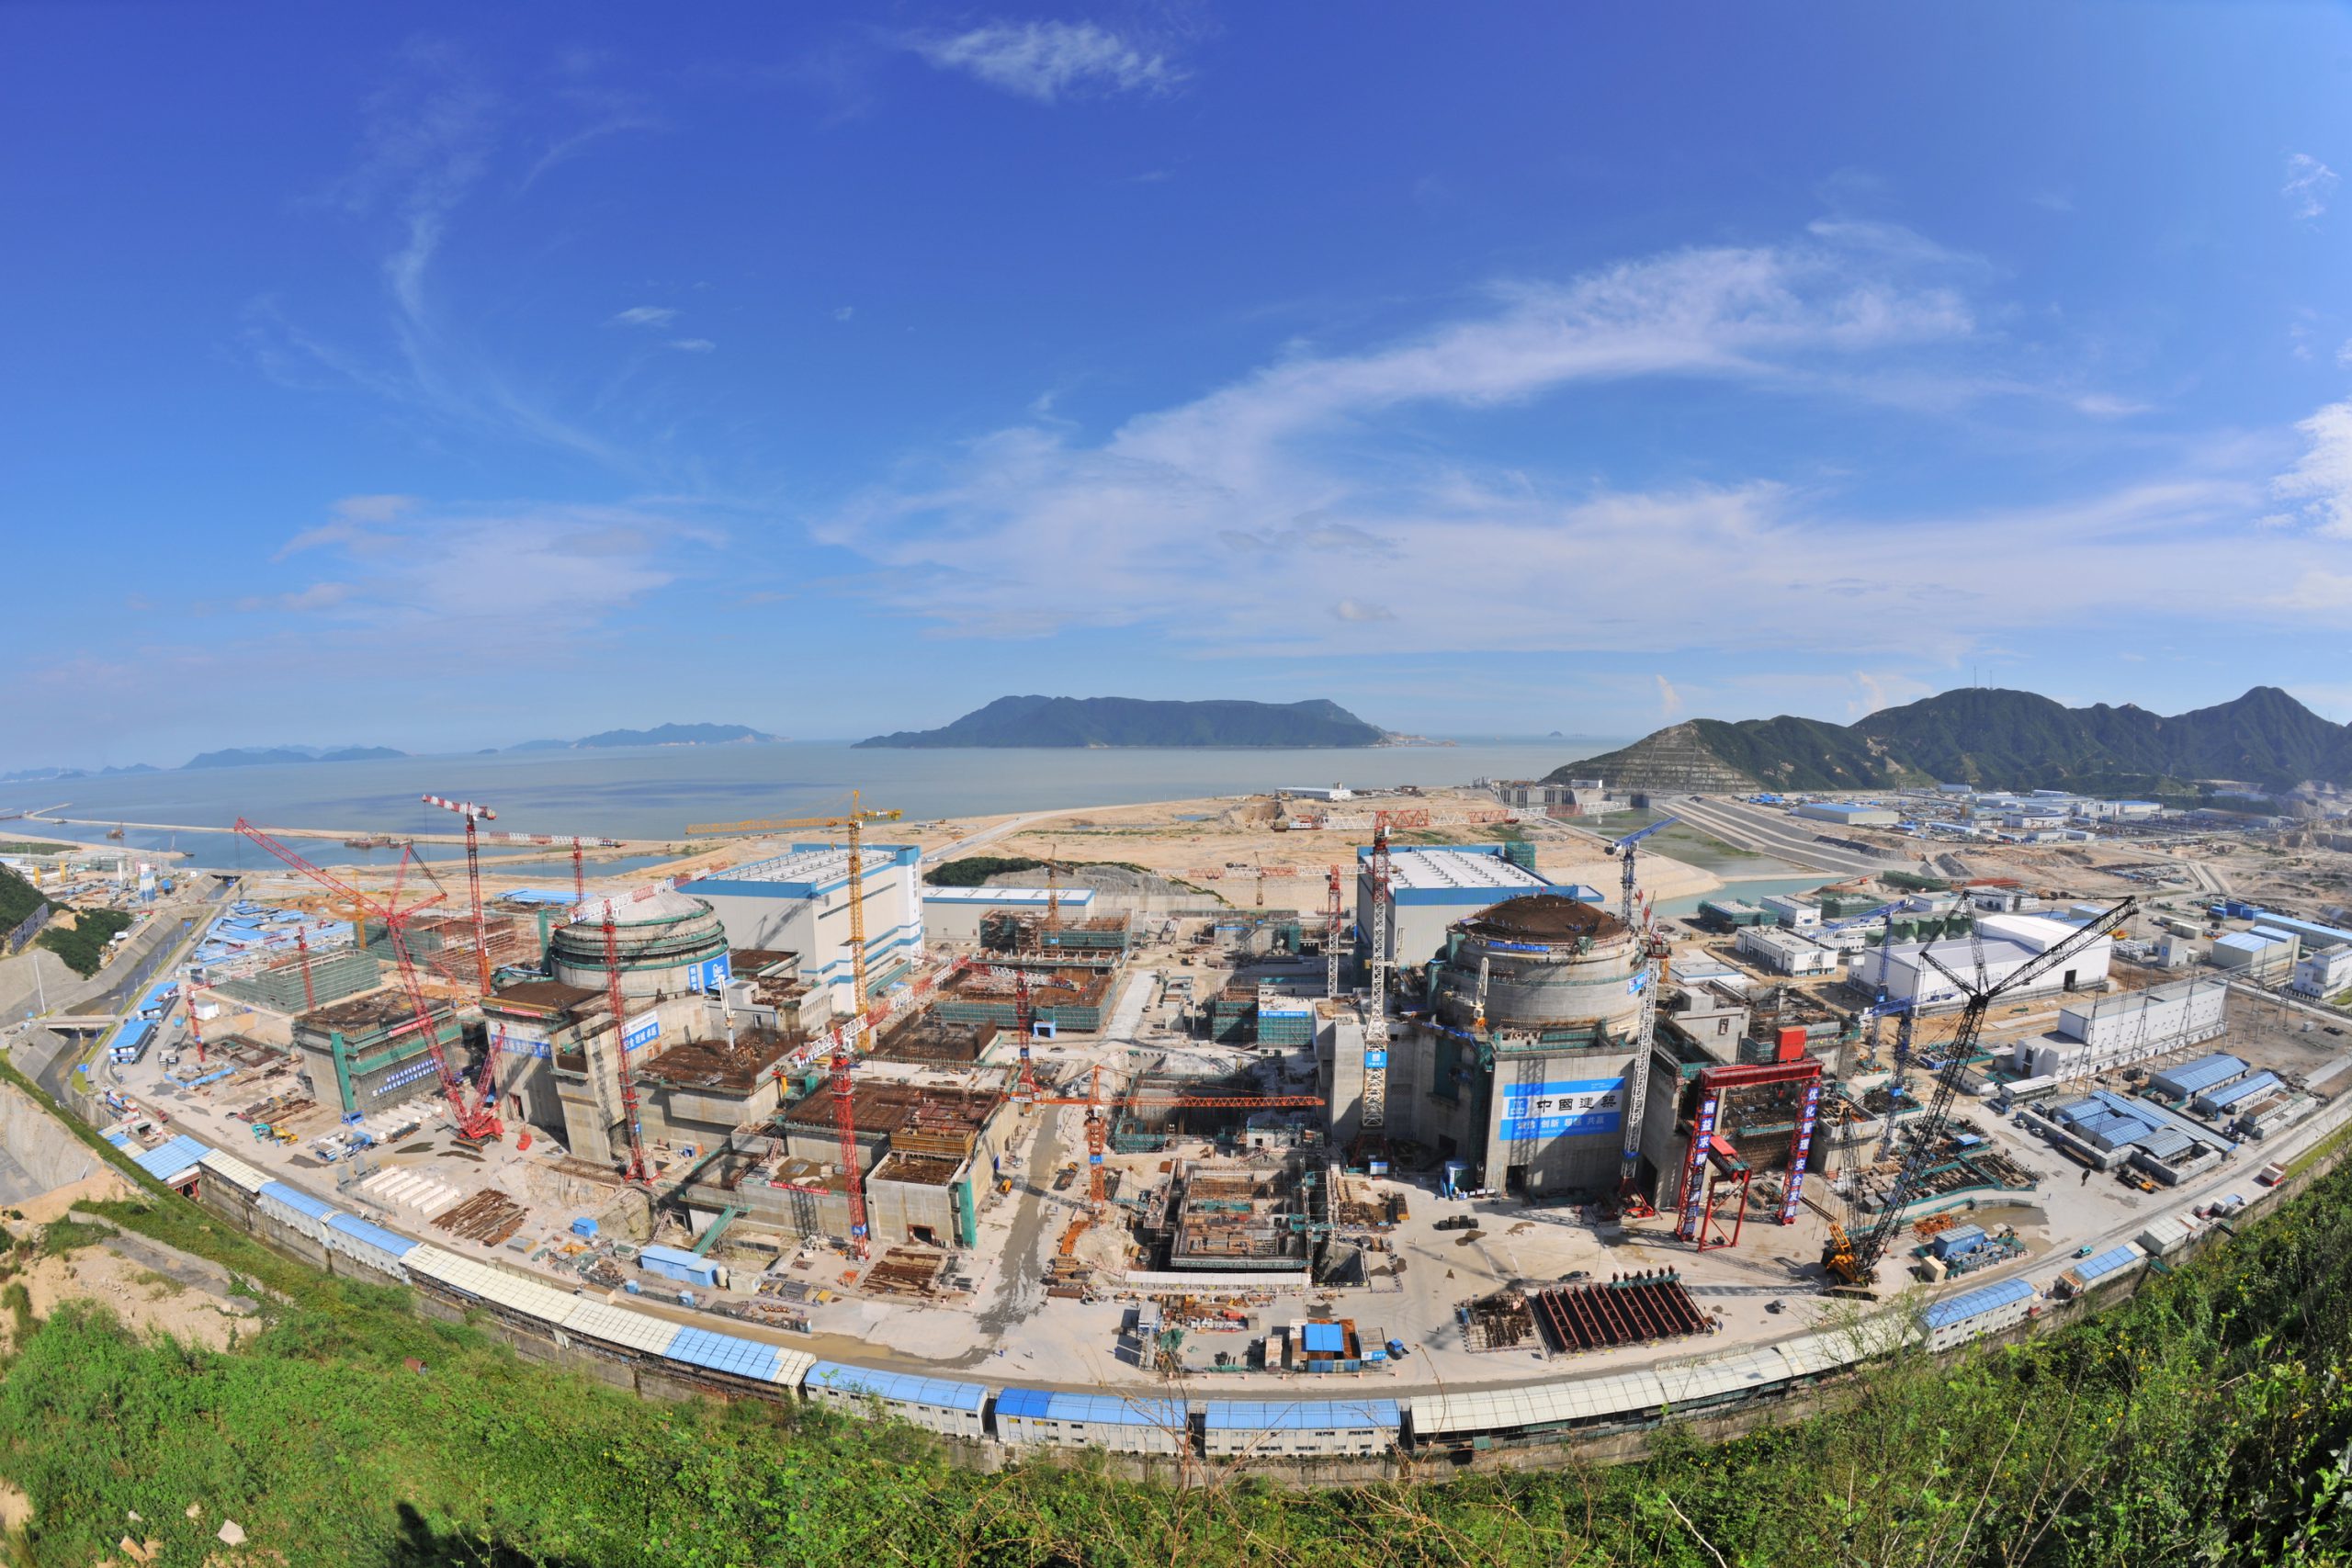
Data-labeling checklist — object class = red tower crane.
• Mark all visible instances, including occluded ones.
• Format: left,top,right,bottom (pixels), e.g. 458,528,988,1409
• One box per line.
294,928,317,1013
597,899,652,1184
420,795,497,993
828,1023,871,1259
232,819,503,1140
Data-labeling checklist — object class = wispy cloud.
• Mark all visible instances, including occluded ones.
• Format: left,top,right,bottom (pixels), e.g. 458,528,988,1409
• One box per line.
2274,400,2352,536
2284,152,2337,220
667,337,716,354
813,224,2338,665
899,20,1184,104
259,496,724,630
611,305,679,327
1656,675,1682,720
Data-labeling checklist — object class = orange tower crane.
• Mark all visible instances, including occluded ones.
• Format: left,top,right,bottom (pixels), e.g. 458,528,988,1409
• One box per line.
420,795,497,993
683,793,902,1014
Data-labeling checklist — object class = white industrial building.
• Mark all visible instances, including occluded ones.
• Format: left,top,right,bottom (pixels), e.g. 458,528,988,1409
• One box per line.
1358,845,1597,970
2209,929,2299,985
1855,913,2111,1010
919,885,1097,943
1736,926,1838,976
679,842,925,1009
1793,802,1899,827
1760,894,1820,929
2012,978,2229,1080
2291,944,2352,999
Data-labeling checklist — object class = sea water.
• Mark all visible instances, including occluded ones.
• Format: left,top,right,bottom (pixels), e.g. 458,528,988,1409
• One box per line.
0,738,1627,871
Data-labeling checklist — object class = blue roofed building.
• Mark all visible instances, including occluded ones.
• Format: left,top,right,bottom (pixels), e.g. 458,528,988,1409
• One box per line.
1202,1398,1403,1457
805,1361,989,1438
992,1387,1188,1454
1920,1277,2037,1350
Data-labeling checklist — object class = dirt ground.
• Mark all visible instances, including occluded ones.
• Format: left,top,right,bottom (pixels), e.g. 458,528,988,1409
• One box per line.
9,1235,255,1354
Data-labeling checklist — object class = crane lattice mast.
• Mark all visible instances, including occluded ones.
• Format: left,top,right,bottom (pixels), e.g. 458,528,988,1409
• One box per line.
1361,819,1393,1133
598,900,650,1183
1608,817,1674,1198
1828,898,2135,1286
420,795,496,993
1324,865,1343,1000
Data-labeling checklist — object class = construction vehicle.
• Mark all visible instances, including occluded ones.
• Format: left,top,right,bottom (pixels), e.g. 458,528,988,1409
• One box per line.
1823,897,2136,1288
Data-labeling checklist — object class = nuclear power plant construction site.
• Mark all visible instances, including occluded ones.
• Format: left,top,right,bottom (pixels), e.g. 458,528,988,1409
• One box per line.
28,777,2352,1467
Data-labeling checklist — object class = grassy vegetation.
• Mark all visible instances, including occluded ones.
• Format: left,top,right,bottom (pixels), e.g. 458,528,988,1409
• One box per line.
34,905,134,976
4,1044,2352,1563
923,855,1046,886
0,866,42,931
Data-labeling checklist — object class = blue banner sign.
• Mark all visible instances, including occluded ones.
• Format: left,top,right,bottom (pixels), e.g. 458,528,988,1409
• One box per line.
1498,1077,1624,1140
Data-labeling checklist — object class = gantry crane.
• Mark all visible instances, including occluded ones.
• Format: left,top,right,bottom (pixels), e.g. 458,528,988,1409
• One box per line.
683,793,902,1014
232,819,504,1140
420,794,497,993
1606,818,1675,1202
1824,897,2136,1287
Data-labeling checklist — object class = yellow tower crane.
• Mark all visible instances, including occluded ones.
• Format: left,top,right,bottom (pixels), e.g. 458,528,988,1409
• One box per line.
684,793,904,1015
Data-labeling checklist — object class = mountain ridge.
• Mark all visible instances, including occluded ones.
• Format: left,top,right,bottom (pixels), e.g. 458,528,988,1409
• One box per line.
1551,686,2352,794
857,695,1390,749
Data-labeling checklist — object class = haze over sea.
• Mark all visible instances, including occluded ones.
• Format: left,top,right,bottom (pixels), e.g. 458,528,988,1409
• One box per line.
0,739,1622,872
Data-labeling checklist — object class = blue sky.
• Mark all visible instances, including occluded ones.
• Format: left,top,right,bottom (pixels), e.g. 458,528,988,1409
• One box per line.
6,3,2352,767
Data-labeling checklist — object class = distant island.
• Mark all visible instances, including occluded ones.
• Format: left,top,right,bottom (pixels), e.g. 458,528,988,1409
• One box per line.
1555,685,2352,795
857,695,1392,749
184,745,406,770
561,723,783,750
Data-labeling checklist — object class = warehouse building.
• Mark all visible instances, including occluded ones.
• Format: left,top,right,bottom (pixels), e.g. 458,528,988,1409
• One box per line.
804,1364,989,1438
1357,844,1600,970
1793,802,1899,827
920,885,1096,943
1736,926,1839,976
1854,913,2111,1010
681,843,925,1010
2208,929,2299,985
2011,978,2229,1080
2146,1053,2249,1104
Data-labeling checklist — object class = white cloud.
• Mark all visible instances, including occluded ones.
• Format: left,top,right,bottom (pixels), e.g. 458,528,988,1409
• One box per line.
1330,599,1395,623
2274,400,2352,536
813,224,2346,666
667,337,716,353
2337,337,2352,369
2284,152,2337,220
831,305,856,322
612,305,680,327
1656,675,1682,720
899,20,1183,104
264,498,721,630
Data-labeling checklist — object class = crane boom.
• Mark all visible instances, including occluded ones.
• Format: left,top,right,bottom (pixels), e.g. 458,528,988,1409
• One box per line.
1832,898,2135,1285
599,901,651,1183
420,795,496,993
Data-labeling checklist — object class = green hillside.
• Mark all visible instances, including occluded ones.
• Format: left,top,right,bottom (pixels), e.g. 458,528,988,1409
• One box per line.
859,695,1389,749
1553,686,2352,794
